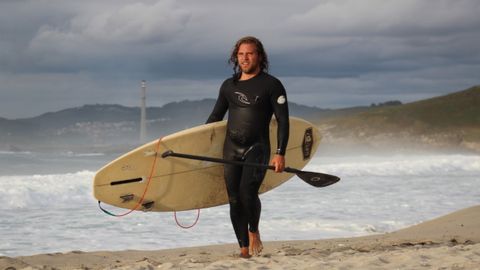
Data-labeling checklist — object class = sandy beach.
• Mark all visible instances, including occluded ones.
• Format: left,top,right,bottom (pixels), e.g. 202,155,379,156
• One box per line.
2,205,479,269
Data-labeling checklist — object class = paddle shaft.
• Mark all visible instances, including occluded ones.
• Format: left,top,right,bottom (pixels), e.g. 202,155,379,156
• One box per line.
162,150,286,172
161,150,340,188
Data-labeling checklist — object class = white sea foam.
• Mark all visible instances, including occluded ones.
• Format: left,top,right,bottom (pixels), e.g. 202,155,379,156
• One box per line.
0,153,479,257
0,150,33,155
309,154,480,177
62,151,106,157
0,171,94,209
0,154,478,210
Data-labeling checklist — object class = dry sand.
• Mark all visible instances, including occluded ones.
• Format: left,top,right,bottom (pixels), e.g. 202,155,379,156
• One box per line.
2,205,480,269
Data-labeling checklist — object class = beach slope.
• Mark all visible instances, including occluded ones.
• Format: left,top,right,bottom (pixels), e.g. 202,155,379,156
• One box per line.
2,205,479,269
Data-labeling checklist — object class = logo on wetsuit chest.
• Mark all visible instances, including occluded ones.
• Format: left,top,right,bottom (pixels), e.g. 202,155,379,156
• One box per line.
234,91,259,105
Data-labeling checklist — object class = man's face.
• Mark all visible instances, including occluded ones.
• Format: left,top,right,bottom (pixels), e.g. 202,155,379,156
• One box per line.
237,43,261,75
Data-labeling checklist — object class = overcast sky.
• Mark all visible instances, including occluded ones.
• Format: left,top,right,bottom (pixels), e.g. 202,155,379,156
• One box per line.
1,0,479,119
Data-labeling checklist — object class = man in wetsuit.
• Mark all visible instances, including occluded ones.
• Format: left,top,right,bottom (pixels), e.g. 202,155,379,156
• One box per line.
206,36,289,258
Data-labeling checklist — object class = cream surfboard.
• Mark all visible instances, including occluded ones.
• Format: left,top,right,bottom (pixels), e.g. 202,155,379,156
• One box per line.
93,117,320,212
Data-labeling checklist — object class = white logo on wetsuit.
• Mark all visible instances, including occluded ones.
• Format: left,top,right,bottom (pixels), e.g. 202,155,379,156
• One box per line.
277,95,286,104
234,92,251,105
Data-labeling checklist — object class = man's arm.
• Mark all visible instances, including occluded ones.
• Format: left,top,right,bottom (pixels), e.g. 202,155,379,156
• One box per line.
270,80,289,172
206,87,228,124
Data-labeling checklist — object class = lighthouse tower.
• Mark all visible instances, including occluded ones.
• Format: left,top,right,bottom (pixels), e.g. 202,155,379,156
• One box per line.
140,80,147,143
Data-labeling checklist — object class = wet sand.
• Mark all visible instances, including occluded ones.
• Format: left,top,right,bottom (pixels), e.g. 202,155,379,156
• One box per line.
2,205,479,269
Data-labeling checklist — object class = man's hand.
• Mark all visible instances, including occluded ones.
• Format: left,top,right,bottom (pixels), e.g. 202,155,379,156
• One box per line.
270,154,285,173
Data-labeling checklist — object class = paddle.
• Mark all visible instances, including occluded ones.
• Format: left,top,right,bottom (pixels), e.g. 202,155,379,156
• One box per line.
161,150,340,188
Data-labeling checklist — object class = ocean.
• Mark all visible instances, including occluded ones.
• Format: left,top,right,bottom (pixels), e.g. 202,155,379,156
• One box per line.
0,150,479,257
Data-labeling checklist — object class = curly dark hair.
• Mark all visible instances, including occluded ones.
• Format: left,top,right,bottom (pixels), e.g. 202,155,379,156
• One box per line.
229,36,269,79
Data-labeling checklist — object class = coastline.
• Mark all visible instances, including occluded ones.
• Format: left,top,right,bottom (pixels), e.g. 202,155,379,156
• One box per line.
2,205,479,269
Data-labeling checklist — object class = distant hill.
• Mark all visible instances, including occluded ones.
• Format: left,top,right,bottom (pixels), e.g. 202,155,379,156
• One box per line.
317,85,480,153
1,85,478,153
1,99,370,152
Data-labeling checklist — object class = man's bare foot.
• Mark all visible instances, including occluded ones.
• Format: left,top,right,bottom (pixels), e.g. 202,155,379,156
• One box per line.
240,247,251,259
248,230,263,256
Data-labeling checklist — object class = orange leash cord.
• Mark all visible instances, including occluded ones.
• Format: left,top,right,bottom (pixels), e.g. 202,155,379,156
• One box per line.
98,137,162,217
98,137,201,229
174,209,201,229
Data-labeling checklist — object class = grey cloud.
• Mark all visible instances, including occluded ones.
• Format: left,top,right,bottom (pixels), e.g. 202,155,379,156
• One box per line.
26,1,191,72
0,0,479,118
280,0,480,77
29,1,190,49
287,0,480,36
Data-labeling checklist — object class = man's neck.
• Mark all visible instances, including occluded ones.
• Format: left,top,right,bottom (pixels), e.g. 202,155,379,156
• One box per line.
239,69,261,81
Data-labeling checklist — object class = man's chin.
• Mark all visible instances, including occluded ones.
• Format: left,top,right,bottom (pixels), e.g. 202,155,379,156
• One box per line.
241,68,258,75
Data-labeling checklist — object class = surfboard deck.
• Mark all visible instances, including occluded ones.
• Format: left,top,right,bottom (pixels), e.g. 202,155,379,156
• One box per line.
93,117,321,212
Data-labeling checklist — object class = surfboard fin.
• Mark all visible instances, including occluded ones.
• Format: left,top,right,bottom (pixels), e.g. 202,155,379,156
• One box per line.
142,201,155,210
120,194,135,203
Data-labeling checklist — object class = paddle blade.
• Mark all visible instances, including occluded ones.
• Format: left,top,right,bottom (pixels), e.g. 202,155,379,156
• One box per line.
296,171,340,187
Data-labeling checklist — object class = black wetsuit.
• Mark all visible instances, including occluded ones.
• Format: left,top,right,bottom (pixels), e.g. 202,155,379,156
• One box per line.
206,72,289,248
